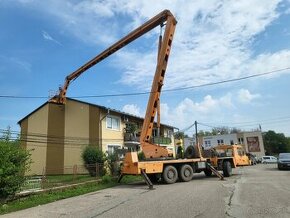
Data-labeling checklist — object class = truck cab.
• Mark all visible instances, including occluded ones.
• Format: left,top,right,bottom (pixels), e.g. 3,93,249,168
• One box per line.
205,144,250,177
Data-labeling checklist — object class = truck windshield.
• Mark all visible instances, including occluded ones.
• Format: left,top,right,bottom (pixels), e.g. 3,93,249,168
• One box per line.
215,149,233,157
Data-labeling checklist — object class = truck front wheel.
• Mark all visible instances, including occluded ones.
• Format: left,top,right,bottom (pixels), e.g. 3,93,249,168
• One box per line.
223,161,232,177
162,165,178,184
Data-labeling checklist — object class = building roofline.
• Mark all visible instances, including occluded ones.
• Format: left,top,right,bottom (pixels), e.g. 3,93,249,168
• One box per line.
17,100,49,125
17,98,176,129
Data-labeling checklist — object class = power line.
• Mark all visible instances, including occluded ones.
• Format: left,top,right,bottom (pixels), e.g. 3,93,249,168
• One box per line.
0,128,137,148
196,116,290,133
1,66,289,99
198,116,290,129
201,116,290,126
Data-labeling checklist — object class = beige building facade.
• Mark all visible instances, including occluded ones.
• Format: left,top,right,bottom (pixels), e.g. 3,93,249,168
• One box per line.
18,98,175,175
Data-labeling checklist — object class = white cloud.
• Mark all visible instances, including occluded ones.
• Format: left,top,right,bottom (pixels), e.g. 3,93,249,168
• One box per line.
246,50,290,78
42,31,62,45
237,89,261,104
0,55,31,74
108,0,290,90
122,104,141,116
161,94,234,130
9,0,290,89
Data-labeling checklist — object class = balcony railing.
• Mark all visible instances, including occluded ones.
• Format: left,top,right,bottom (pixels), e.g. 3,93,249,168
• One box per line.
151,137,172,145
124,133,139,142
124,133,172,145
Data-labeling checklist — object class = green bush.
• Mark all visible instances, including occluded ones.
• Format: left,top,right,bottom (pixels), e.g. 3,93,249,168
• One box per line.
101,175,113,183
82,146,105,177
0,140,31,201
106,152,120,176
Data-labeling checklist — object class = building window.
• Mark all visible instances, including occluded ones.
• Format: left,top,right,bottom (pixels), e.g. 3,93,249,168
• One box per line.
238,138,244,144
107,144,121,155
106,116,120,130
204,140,211,148
166,130,173,138
217,139,224,145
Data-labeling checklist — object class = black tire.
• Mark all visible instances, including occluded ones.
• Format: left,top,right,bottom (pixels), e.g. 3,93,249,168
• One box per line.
184,146,196,159
162,165,178,184
223,161,232,177
204,168,213,177
179,164,194,182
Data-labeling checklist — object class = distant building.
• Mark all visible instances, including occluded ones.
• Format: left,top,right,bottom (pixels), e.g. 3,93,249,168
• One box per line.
18,98,175,175
201,131,265,158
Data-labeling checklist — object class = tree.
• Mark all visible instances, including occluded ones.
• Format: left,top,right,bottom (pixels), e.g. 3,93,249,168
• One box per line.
1,126,11,142
174,132,184,140
0,132,31,201
124,122,139,141
263,130,290,155
106,151,119,176
211,126,230,135
198,130,205,137
230,127,242,134
82,146,105,177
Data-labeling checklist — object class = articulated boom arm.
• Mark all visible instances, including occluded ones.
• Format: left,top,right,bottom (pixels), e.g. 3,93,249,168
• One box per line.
49,10,176,104
140,13,176,159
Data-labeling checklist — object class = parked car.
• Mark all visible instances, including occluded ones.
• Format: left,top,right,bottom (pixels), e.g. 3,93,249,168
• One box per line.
277,153,290,170
261,156,277,164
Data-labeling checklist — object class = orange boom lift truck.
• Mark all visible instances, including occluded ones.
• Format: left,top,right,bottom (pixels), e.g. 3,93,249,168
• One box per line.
117,10,224,189
49,10,223,189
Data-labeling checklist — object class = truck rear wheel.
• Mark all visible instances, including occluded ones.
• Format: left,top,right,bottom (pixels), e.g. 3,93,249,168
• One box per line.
179,164,193,182
162,165,178,184
223,161,232,177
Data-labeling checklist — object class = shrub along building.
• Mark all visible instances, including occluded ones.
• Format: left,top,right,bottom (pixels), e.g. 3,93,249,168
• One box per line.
18,98,175,175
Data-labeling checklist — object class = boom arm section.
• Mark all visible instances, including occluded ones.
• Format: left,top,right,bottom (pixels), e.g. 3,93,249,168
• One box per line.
49,10,177,104
140,14,176,159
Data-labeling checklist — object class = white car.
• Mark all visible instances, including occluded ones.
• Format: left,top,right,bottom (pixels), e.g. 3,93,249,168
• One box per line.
261,156,277,164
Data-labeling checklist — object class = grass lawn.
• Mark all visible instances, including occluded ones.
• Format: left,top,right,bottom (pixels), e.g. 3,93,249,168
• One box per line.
42,174,95,188
0,175,142,215
21,175,95,191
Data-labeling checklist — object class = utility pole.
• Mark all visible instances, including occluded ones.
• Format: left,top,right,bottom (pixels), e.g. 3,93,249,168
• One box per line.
195,121,202,158
195,121,198,145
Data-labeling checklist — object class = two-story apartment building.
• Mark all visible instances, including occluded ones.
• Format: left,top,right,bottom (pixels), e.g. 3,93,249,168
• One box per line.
18,98,175,175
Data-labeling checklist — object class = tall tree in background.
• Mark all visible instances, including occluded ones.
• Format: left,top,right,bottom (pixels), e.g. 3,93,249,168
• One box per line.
263,130,290,155
174,132,184,140
230,127,242,134
211,126,230,135
198,130,212,136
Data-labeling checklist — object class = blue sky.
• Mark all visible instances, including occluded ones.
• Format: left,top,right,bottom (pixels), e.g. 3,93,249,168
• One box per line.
1,0,290,136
